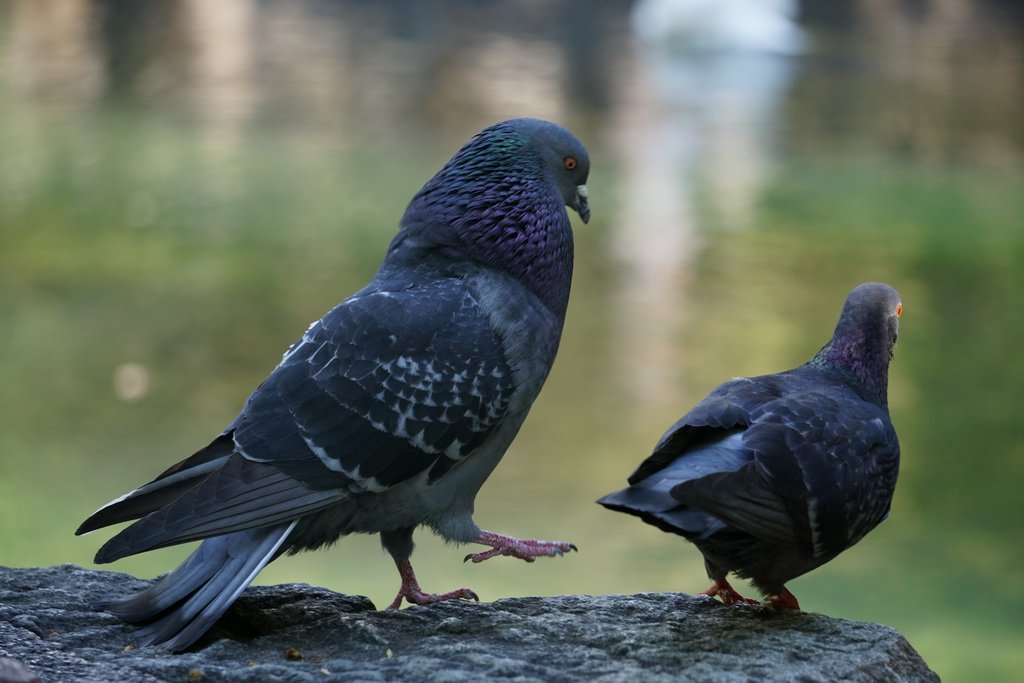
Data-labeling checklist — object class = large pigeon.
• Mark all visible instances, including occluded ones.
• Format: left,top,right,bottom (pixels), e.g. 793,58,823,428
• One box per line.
78,118,590,651
598,283,902,609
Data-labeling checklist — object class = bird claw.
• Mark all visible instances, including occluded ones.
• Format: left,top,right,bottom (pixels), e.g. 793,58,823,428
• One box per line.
700,579,760,606
465,531,577,564
464,548,509,563
766,587,801,610
388,586,479,610
388,557,479,609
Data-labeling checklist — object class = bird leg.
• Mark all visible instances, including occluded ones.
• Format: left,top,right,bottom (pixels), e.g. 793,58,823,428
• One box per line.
767,586,800,610
386,557,479,609
463,530,577,564
700,577,760,606
383,527,478,609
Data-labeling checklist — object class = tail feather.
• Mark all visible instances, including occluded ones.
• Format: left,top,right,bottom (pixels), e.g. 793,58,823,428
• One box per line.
95,521,296,651
599,486,724,538
95,542,222,621
599,431,748,538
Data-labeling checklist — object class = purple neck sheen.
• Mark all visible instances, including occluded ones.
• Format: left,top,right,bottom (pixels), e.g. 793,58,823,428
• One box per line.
811,317,892,406
399,134,575,319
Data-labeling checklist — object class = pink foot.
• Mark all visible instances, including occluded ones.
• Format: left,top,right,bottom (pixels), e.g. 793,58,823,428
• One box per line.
387,584,478,610
387,557,478,609
767,587,801,610
700,578,759,606
464,530,578,564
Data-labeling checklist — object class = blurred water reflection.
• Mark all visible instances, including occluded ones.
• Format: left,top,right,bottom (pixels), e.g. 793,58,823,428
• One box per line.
608,0,805,414
2,1,1023,680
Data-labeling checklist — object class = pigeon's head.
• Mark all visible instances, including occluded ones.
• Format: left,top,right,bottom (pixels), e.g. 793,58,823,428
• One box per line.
395,118,591,317
506,118,591,223
432,117,590,222
814,282,903,404
840,282,902,354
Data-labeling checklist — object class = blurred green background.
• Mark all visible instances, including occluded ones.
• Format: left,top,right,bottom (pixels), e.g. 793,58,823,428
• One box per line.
2,1,1023,679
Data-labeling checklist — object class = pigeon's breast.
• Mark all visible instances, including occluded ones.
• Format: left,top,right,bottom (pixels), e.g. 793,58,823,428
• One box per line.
464,267,565,413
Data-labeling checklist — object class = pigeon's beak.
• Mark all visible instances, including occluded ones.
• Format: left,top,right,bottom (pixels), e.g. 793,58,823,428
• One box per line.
572,184,590,224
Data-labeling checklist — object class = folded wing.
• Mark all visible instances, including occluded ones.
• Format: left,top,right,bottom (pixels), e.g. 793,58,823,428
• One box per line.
78,277,516,562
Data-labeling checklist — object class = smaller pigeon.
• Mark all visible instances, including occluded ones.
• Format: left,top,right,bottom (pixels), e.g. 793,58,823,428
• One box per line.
598,283,902,608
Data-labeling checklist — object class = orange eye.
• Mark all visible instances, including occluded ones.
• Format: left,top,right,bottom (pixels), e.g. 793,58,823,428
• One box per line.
563,156,578,171
895,303,903,318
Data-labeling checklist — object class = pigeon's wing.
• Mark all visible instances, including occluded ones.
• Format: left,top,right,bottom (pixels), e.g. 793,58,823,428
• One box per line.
622,378,753,485
77,432,240,535
597,429,746,537
84,277,516,561
746,391,899,558
600,378,775,536
234,278,516,489
90,456,338,562
672,387,899,557
627,377,774,484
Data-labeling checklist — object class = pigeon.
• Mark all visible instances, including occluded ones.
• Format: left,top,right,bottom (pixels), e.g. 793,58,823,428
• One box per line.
598,283,902,609
77,118,591,651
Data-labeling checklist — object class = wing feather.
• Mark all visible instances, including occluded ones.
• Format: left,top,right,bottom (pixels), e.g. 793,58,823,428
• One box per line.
87,277,519,559
94,455,342,562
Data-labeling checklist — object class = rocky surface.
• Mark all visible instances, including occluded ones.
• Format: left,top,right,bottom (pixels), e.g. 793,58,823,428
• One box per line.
0,565,936,682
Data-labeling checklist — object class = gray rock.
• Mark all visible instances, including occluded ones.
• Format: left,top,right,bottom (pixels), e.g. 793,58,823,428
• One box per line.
0,565,937,682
